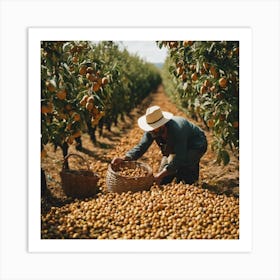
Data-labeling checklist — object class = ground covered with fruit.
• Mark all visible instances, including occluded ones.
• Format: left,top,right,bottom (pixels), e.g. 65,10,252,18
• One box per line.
41,86,239,239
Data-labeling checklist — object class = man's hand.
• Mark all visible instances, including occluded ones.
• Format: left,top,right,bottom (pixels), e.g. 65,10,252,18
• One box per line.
153,166,177,185
153,168,171,186
111,156,132,166
153,173,163,186
111,157,125,166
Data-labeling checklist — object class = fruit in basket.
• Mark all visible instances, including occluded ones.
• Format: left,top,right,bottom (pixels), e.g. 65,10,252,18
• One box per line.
118,166,149,177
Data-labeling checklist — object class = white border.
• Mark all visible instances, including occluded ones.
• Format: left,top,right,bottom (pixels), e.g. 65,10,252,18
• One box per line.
28,27,252,253
1,0,279,279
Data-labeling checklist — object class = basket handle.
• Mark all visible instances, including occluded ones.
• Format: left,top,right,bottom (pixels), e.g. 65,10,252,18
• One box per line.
62,153,90,171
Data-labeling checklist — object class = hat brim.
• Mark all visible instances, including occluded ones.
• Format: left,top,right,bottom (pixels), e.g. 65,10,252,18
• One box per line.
137,111,173,132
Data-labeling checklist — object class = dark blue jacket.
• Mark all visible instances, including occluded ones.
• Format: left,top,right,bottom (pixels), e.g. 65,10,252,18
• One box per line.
125,116,207,172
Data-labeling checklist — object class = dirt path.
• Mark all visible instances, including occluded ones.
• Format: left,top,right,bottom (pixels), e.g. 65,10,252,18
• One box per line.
42,85,239,211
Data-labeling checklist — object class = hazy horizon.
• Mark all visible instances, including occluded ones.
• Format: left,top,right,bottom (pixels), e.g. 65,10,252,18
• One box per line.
118,41,168,64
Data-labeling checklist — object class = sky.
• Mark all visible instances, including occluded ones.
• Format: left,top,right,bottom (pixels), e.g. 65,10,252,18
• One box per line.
118,41,168,64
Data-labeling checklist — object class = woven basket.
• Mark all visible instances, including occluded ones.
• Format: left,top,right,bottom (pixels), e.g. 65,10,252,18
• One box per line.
106,161,154,194
60,153,99,198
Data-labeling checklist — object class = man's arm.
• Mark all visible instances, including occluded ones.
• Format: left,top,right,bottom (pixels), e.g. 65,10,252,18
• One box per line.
125,132,153,160
111,132,153,165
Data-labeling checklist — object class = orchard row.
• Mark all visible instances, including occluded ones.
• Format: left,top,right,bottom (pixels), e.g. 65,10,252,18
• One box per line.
41,41,239,165
41,41,161,157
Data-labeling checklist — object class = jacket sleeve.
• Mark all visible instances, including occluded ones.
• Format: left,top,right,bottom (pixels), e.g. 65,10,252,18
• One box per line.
125,132,154,160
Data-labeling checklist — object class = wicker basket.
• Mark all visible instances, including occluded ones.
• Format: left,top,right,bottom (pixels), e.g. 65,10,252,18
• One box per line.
60,153,99,198
106,161,154,194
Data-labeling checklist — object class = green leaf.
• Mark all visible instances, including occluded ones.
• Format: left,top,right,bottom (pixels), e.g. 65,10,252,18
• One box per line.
94,94,105,107
221,150,230,165
196,60,200,73
208,42,215,53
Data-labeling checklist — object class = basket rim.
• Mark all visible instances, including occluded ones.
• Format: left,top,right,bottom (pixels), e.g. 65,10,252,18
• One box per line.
108,160,153,179
60,169,99,177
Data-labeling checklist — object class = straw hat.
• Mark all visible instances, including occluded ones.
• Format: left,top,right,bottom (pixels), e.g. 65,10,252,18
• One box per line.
137,105,173,131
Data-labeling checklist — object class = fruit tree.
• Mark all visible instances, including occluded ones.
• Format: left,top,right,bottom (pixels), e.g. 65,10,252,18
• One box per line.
157,41,239,164
41,41,161,158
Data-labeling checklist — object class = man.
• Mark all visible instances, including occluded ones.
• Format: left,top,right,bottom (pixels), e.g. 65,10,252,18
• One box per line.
112,105,207,185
